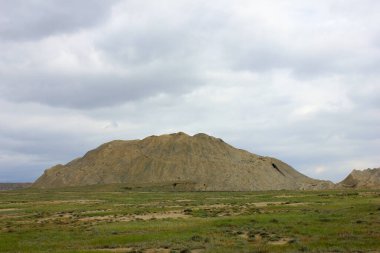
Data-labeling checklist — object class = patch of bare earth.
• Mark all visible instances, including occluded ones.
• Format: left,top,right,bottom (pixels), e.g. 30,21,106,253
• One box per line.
35,199,105,204
95,248,204,253
38,210,189,224
189,249,205,253
274,194,309,198
0,208,26,220
196,201,306,209
81,209,112,214
175,199,194,202
196,204,229,209
0,208,20,212
252,201,306,207
187,201,307,218
143,249,171,253
268,237,295,245
94,247,134,252
233,229,296,246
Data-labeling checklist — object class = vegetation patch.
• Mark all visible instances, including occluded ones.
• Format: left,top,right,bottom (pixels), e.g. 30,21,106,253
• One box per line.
0,187,379,252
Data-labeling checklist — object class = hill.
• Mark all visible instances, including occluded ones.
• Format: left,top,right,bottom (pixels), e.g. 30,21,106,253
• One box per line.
336,168,380,189
33,132,333,190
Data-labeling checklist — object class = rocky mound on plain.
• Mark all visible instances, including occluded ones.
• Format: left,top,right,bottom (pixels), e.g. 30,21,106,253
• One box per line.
33,132,333,190
336,168,380,189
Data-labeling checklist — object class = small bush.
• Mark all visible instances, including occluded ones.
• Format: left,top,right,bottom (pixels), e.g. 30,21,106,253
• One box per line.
191,235,203,242
269,218,279,223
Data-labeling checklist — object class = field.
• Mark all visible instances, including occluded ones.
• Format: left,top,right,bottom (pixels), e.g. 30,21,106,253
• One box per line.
0,185,379,253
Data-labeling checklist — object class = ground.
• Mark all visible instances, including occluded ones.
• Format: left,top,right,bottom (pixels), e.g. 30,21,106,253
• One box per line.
0,185,379,253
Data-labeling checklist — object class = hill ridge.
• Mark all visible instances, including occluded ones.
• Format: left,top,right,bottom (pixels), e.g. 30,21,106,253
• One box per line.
337,168,380,189
33,132,334,190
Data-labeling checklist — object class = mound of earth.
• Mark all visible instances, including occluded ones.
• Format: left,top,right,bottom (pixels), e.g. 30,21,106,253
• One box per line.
33,132,334,191
336,168,380,189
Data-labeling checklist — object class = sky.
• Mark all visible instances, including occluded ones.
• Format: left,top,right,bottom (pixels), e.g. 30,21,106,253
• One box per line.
0,0,379,183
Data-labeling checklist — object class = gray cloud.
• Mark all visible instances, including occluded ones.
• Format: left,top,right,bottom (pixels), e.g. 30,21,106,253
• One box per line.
0,0,379,183
1,66,200,108
0,0,116,41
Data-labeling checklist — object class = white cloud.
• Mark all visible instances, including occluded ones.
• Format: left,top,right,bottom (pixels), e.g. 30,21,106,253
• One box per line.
0,0,379,182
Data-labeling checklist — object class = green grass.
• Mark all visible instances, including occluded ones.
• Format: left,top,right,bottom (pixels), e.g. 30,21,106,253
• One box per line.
0,186,379,252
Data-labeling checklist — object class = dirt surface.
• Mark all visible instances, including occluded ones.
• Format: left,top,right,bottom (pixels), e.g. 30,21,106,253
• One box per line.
37,210,190,225
96,248,204,253
0,208,20,212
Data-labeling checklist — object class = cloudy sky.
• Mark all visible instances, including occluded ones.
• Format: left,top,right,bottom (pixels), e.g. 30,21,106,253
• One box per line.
0,0,379,183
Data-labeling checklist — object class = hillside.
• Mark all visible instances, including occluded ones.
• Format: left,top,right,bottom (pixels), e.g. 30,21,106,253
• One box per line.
336,168,380,189
33,132,333,190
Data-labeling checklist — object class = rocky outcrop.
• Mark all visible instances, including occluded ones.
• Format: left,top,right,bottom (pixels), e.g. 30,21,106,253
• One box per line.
336,168,380,189
33,132,334,190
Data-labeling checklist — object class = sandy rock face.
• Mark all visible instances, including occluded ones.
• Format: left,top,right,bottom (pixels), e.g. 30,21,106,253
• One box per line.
337,168,380,189
33,132,333,190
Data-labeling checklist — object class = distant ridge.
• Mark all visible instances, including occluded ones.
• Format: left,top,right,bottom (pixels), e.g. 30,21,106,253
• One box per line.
337,168,380,189
33,132,334,191
0,183,32,191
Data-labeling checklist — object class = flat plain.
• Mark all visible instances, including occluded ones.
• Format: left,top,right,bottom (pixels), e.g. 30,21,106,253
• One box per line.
0,186,379,253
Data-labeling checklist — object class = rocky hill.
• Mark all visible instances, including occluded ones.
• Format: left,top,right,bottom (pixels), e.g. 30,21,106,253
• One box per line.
33,132,334,190
336,168,380,189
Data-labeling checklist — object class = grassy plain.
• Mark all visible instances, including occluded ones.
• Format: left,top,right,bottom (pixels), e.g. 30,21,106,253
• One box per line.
0,185,379,253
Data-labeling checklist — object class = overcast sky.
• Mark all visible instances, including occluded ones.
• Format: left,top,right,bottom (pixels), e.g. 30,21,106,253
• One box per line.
0,0,379,183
